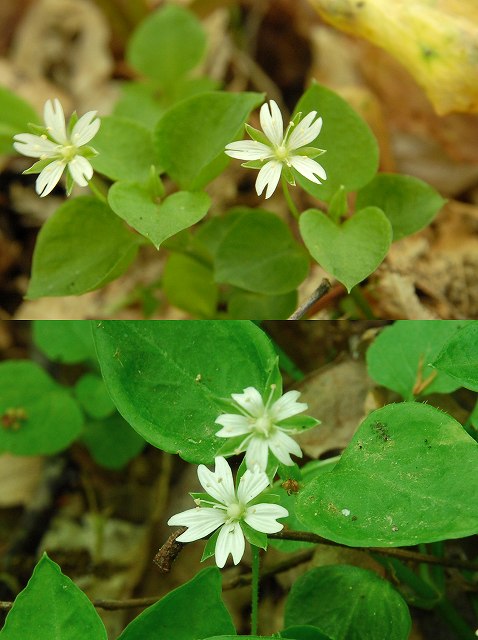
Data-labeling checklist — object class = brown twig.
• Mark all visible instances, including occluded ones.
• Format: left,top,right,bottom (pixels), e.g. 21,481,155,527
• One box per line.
288,279,332,319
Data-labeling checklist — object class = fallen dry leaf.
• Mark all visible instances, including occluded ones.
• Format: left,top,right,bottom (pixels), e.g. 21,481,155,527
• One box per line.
0,454,44,507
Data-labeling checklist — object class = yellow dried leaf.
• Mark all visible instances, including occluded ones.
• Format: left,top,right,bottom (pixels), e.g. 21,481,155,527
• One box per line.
306,0,478,115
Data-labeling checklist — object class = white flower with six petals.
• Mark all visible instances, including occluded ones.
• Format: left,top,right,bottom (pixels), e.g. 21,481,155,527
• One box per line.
225,99,326,199
167,457,288,568
13,98,100,197
215,386,308,471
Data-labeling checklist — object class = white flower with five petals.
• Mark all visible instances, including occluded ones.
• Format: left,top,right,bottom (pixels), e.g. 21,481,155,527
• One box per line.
167,457,288,568
215,386,308,471
13,98,100,197
225,99,326,199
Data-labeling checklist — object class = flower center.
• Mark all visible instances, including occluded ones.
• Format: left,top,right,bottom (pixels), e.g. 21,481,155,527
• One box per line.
274,144,289,162
61,144,78,162
226,502,244,520
254,414,274,437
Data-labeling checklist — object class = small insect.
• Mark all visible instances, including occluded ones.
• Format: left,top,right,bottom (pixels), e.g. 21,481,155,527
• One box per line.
1,407,28,431
372,421,390,442
281,479,300,495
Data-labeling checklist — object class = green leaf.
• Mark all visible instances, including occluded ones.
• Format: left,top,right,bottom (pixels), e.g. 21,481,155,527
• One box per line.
0,86,40,155
228,289,297,320
281,626,332,640
27,197,141,298
0,361,83,455
293,83,379,201
127,5,206,89
366,320,470,400
240,523,268,550
74,373,115,419
215,209,309,295
196,209,250,257
299,207,392,292
108,182,210,249
81,413,146,470
90,116,159,181
162,253,219,318
356,173,446,240
113,82,165,129
296,402,478,547
0,554,106,640
32,320,97,364
93,321,280,463
431,321,478,391
284,566,411,640
154,91,263,190
118,567,235,640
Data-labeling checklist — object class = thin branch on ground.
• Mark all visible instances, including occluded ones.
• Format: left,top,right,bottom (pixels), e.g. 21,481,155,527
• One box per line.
288,279,332,319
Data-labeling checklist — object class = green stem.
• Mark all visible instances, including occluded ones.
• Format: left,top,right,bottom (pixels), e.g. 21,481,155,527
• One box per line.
349,285,374,319
435,599,476,640
281,177,300,220
250,545,260,635
88,174,109,203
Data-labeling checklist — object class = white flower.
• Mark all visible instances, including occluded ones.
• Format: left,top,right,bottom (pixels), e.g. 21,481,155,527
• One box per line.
13,98,100,197
225,99,326,199
215,386,307,471
167,457,288,568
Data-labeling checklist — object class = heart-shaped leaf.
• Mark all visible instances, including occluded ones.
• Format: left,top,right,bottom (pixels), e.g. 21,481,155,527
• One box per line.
108,182,210,249
162,253,219,318
297,402,478,546
284,566,411,640
0,554,107,640
93,321,280,463
299,207,392,292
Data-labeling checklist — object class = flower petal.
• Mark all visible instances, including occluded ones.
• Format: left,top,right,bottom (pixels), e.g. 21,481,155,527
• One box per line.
13,134,59,158
215,522,245,567
288,112,323,149
231,387,265,417
44,98,68,144
255,160,282,199
244,502,288,533
245,436,269,471
289,156,327,184
71,110,100,146
237,467,269,504
260,100,284,147
271,390,308,422
225,140,272,161
198,457,236,505
168,507,226,542
268,430,302,466
215,414,252,437
68,155,93,187
35,160,65,197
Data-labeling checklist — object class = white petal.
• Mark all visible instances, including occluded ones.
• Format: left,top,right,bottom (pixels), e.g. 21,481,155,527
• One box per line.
71,111,100,146
225,140,272,161
260,100,284,146
198,457,236,506
13,134,59,158
215,522,245,567
289,156,327,184
231,387,265,417
268,430,302,466
35,160,65,197
43,98,67,144
168,507,226,542
255,160,282,199
215,414,252,437
270,390,308,421
237,467,269,504
288,112,323,149
68,155,93,187
245,436,269,471
244,503,288,533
